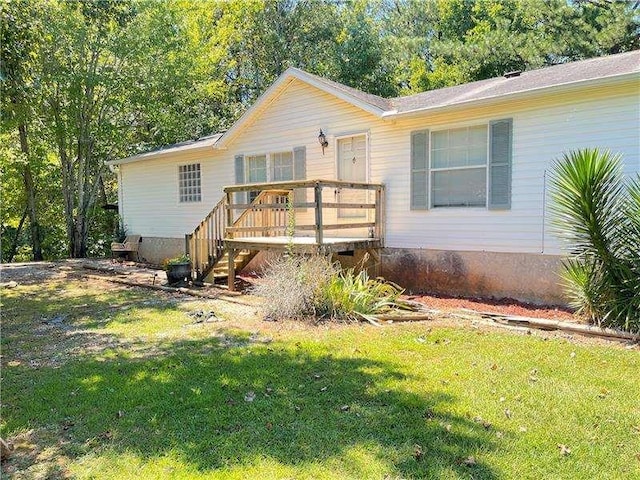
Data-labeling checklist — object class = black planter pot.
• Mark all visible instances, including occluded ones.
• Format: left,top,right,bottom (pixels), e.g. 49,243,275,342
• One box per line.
166,262,191,285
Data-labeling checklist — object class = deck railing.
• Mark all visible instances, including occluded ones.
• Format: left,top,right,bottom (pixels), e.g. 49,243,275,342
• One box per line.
227,189,292,239
223,179,385,246
186,196,227,279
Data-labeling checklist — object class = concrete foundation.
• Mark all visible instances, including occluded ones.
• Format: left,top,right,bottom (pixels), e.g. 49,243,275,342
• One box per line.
135,237,185,265
380,248,566,306
135,237,567,306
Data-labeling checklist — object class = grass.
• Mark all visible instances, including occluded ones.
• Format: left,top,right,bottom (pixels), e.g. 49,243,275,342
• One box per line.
1,276,639,479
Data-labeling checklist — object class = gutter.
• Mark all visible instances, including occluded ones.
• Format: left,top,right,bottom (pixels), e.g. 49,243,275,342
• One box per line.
106,141,219,166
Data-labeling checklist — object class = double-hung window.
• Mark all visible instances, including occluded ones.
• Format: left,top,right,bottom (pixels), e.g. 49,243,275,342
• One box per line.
271,151,294,181
431,125,487,208
234,147,307,207
411,119,512,210
246,154,267,202
178,163,201,203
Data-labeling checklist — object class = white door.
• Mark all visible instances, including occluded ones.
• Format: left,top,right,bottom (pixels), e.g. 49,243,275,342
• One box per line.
337,135,367,218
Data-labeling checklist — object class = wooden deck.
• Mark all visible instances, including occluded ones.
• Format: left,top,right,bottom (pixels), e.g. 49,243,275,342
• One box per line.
225,236,382,253
186,179,385,291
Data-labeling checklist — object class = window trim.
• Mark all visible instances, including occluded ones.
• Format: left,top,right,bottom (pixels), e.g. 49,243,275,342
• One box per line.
270,150,295,182
243,150,298,184
245,153,268,183
243,150,298,203
177,162,202,204
429,124,489,209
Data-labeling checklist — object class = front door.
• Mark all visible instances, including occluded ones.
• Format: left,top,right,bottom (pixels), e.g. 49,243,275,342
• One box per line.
337,135,367,218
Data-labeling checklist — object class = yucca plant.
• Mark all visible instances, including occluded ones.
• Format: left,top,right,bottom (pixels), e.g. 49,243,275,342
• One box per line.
317,267,409,324
549,148,640,331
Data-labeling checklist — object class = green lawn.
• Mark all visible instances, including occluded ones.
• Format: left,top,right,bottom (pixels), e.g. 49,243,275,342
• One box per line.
1,277,639,479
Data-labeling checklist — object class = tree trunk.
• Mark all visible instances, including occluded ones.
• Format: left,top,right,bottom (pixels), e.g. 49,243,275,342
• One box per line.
18,124,43,261
4,207,28,263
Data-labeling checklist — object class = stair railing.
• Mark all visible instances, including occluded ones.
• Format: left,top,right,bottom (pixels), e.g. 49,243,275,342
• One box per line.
186,189,293,280
186,196,227,279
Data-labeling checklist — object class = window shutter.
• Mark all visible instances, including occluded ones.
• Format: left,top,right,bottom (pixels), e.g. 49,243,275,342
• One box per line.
410,130,429,210
293,146,307,211
488,119,513,210
234,154,246,206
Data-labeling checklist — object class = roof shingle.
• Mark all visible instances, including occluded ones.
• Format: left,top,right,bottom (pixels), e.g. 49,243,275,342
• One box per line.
390,50,640,114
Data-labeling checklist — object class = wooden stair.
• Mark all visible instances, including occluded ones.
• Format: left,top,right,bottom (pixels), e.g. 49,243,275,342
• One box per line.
204,249,257,282
186,189,292,283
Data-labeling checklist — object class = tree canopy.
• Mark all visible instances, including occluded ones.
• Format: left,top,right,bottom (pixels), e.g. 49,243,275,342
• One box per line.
1,0,638,260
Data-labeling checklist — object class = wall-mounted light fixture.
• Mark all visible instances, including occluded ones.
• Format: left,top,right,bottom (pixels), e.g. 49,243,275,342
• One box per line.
318,129,329,155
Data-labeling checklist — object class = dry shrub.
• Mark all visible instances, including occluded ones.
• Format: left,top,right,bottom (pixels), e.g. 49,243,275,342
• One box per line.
251,254,338,320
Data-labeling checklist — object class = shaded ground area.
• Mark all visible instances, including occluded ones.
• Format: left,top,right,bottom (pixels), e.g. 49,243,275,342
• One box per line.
1,261,638,479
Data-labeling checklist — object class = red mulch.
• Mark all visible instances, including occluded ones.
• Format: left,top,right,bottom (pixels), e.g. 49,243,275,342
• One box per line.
406,293,576,321
240,272,576,321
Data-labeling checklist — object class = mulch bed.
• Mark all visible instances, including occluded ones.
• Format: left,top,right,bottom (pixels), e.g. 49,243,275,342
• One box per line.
406,293,576,321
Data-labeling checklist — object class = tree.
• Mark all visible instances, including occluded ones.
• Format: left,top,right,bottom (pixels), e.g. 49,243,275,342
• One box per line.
391,0,640,92
1,0,48,260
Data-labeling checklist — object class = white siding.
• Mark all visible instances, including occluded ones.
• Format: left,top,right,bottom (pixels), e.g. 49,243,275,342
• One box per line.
119,78,639,255
379,90,639,255
120,150,233,238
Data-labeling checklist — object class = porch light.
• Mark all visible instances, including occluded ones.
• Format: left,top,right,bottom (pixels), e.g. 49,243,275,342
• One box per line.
318,129,329,154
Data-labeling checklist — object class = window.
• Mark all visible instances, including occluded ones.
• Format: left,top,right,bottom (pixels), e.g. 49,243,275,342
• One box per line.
178,163,201,203
271,151,293,181
234,148,307,207
410,119,512,210
246,154,267,202
431,125,487,208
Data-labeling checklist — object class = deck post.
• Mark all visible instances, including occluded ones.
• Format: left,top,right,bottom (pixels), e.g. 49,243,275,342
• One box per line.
226,192,234,234
228,248,236,291
378,186,385,246
314,183,323,245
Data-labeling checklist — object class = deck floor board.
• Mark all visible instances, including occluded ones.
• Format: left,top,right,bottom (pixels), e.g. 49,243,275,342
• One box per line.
225,236,381,253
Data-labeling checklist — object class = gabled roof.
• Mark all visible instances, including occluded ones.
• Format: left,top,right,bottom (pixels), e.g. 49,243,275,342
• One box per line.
217,51,638,146
297,69,392,111
214,67,391,149
107,133,223,166
111,50,639,165
388,50,640,117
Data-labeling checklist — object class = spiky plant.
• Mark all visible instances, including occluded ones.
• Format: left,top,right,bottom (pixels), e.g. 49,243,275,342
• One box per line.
317,267,407,323
549,148,640,331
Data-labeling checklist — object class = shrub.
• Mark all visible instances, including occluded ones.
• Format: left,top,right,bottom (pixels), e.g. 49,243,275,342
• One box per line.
251,254,339,320
163,254,191,269
253,254,409,323
317,267,405,323
549,148,640,331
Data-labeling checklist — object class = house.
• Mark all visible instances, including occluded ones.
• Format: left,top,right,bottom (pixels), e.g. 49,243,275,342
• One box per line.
107,50,640,304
